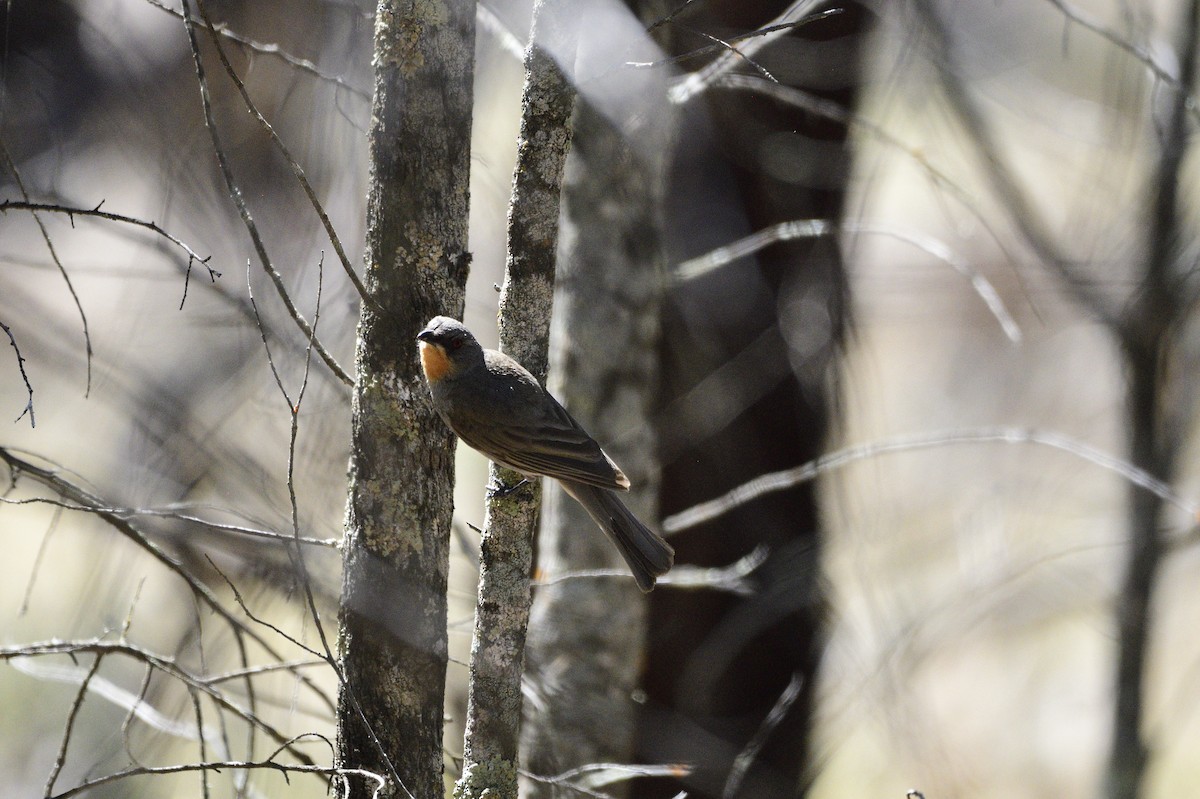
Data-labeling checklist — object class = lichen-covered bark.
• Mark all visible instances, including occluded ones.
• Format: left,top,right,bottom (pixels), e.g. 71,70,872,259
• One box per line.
521,93,669,794
455,3,576,797
336,1,474,797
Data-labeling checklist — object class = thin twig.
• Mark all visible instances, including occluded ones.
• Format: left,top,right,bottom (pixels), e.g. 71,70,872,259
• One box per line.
141,0,371,101
535,546,768,595
47,760,386,799
0,446,335,720
667,0,823,104
192,0,372,306
0,199,216,289
43,654,103,798
0,143,92,393
632,10,843,71
201,658,329,686
190,688,212,799
209,562,326,661
0,494,337,547
0,318,34,425
179,0,352,386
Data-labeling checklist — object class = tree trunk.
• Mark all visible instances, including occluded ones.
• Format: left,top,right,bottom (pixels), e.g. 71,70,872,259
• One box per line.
336,2,475,797
520,93,669,793
455,2,576,796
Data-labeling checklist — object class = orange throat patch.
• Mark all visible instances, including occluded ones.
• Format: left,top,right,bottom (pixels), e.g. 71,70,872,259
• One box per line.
419,341,452,383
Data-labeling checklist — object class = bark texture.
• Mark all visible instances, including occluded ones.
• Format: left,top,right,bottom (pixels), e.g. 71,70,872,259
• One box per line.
520,92,669,793
336,2,475,797
455,2,576,797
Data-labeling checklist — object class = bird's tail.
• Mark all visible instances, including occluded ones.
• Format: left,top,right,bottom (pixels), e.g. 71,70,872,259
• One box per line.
562,482,675,592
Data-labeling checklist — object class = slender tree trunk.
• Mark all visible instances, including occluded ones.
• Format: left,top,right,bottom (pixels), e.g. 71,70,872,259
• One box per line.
336,2,475,798
520,93,670,793
455,2,576,797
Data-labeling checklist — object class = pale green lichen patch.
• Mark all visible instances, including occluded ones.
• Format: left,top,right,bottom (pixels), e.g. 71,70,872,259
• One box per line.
374,0,451,76
453,756,518,799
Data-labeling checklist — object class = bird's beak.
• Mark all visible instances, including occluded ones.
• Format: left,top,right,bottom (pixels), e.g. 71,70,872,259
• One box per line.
417,329,435,343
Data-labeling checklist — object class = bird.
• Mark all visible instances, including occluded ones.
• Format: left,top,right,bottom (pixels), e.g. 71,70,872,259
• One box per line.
416,315,674,591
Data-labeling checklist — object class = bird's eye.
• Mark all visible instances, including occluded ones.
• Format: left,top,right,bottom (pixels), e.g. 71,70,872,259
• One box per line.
451,338,464,350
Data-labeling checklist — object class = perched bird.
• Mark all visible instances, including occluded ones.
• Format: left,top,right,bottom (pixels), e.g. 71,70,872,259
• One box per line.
417,315,674,591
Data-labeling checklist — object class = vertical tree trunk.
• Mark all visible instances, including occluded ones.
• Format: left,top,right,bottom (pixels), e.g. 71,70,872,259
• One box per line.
520,93,669,792
336,2,475,798
455,2,576,797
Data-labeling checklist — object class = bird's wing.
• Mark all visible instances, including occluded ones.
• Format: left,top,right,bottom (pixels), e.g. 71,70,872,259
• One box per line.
459,391,629,491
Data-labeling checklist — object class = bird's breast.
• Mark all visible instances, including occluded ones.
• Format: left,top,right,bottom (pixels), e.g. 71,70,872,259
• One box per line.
419,341,452,384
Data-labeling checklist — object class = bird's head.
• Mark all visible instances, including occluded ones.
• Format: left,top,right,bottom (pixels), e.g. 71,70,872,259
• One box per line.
417,316,484,383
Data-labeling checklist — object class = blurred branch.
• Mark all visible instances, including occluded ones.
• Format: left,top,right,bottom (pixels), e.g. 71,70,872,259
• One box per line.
192,0,373,307
912,0,1116,325
142,0,372,101
179,0,353,387
723,671,805,799
1041,0,1199,119
522,762,691,799
534,545,768,596
674,219,1022,343
1105,0,1200,795
636,10,843,70
667,0,826,103
0,318,34,426
712,74,1029,297
0,142,92,394
3,639,316,766
662,427,1198,533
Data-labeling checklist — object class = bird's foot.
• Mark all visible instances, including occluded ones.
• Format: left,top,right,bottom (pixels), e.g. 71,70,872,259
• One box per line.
487,478,530,499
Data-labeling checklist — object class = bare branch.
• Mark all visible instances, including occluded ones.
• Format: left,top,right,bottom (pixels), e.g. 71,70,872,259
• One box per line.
0,199,216,289
0,495,337,547
521,763,692,799
0,318,34,425
1041,0,1197,118
0,446,336,720
634,10,844,70
0,142,92,393
667,0,826,104
5,639,318,764
141,0,371,101
912,0,1117,324
191,0,372,306
711,73,1032,303
535,546,768,596
42,654,103,798
178,0,353,386
723,672,805,798
47,759,386,799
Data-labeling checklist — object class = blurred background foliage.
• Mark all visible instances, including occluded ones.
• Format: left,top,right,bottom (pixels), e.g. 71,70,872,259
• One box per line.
3,1,1200,798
